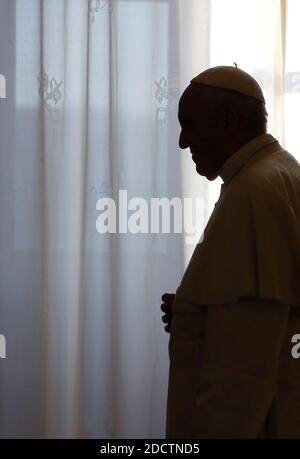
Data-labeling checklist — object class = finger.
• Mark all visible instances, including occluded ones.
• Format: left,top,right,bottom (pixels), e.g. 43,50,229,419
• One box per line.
161,303,172,313
161,292,175,302
162,313,171,324
161,293,175,302
164,324,171,333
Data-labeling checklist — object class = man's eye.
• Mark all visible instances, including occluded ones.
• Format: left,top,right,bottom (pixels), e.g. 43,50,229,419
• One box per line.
179,118,194,129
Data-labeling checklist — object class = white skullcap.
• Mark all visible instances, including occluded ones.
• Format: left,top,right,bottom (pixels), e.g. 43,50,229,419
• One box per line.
190,65,265,103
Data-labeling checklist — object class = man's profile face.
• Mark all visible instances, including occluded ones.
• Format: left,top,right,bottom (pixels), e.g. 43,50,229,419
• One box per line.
178,84,225,180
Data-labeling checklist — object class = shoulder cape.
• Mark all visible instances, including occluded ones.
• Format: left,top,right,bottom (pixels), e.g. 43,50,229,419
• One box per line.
176,155,300,308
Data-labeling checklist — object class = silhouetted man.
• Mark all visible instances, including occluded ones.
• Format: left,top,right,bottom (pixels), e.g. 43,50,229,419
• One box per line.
161,65,300,438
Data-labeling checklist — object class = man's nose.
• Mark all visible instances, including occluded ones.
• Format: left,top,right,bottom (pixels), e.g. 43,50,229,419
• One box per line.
179,131,189,149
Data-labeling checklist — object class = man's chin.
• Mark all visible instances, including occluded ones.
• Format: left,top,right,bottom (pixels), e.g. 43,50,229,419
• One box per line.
206,173,218,181
195,163,217,180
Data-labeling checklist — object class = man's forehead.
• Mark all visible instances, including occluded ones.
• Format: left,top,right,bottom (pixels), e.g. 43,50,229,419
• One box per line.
178,84,208,116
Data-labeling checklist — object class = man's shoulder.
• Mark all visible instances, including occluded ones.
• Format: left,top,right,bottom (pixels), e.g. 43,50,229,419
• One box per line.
230,147,300,203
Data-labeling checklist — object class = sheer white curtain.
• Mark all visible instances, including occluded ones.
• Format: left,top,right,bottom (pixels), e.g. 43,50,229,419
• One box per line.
0,0,298,439
0,0,194,439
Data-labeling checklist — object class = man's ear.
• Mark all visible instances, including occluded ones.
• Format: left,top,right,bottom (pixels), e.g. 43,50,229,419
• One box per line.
217,104,238,129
